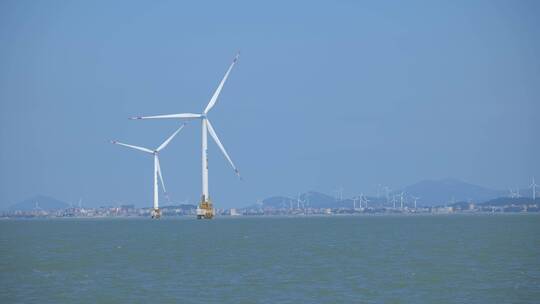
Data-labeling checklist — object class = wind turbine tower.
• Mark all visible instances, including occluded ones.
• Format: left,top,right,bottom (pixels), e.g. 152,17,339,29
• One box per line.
412,196,420,209
131,54,241,219
530,177,538,200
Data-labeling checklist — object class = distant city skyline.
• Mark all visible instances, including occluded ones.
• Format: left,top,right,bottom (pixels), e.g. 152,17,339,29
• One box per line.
1,1,539,209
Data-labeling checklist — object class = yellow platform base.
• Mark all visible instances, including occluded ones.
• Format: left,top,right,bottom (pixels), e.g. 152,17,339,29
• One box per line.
197,200,214,219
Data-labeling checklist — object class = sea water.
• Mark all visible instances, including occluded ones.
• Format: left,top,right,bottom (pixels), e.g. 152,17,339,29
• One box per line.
1,214,539,303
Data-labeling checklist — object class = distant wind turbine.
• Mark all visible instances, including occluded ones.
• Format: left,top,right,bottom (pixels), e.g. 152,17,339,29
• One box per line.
352,196,360,209
530,177,538,201
362,194,370,209
111,124,185,218
304,192,311,209
334,187,344,202
411,196,420,209
413,196,420,209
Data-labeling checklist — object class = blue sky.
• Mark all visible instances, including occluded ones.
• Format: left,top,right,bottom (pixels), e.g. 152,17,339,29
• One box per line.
1,0,539,208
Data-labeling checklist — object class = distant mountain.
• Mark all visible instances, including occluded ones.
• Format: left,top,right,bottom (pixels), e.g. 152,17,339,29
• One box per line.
9,195,69,211
301,191,337,208
247,178,515,209
397,178,503,206
261,196,294,209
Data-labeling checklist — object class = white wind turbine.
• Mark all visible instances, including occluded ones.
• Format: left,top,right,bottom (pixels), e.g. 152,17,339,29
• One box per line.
513,187,521,198
130,54,241,219
361,194,370,209
335,186,344,202
304,192,311,209
111,124,185,218
296,193,308,210
352,196,360,210
530,177,538,201
411,196,420,209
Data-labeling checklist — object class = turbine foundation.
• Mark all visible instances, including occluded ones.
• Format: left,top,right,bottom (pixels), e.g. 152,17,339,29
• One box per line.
151,208,161,219
197,197,214,219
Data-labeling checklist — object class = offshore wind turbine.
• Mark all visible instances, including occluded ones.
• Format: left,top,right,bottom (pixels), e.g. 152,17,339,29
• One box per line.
111,124,185,218
130,54,241,219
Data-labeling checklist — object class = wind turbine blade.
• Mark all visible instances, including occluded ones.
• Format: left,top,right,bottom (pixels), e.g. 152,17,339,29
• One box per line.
130,113,202,120
157,123,186,152
110,141,154,154
156,156,167,195
203,53,240,114
205,119,240,177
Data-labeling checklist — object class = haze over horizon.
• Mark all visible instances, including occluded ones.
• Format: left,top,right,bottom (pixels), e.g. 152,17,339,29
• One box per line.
1,1,539,208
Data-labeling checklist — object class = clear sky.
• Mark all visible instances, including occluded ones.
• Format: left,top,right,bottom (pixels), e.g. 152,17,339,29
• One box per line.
1,0,539,208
